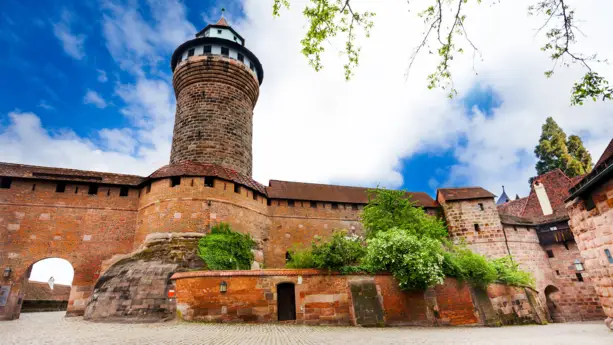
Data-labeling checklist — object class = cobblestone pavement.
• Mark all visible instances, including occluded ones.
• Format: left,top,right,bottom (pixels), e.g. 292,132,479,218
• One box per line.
2,312,611,345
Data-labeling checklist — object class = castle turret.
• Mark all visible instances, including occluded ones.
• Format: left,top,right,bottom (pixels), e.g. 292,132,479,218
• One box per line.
169,16,263,176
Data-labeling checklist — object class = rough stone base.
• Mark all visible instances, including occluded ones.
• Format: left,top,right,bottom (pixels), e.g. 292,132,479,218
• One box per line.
605,317,613,330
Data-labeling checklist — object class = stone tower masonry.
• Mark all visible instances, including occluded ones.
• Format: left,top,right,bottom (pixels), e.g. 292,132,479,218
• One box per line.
169,17,264,176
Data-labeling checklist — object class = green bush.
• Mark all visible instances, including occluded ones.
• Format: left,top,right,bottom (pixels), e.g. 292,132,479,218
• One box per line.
286,230,366,270
363,228,445,290
491,256,535,288
285,245,315,269
197,222,256,270
452,249,497,288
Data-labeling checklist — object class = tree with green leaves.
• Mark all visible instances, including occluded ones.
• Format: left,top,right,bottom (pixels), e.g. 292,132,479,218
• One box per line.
272,0,611,104
533,117,592,181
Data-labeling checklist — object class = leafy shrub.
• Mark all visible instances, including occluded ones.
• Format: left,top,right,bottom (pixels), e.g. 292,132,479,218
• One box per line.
361,188,448,240
197,222,256,270
285,245,315,269
363,228,445,290
491,256,535,288
452,249,497,288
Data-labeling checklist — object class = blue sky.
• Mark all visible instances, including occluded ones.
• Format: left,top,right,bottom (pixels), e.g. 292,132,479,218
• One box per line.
1,0,611,203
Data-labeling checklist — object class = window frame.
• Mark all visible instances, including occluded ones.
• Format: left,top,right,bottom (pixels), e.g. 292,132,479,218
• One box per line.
55,182,67,193
119,187,129,197
0,177,12,189
220,47,230,56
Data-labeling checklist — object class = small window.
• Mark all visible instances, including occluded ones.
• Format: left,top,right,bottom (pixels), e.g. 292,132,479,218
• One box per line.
171,177,181,187
88,184,99,195
575,273,584,282
287,200,294,207
285,251,292,263
253,192,258,201
474,224,480,232
478,203,484,211
107,189,111,197
146,183,151,194
583,194,596,211
234,184,241,194
605,249,613,264
204,176,214,188
217,29,222,34
187,48,195,57
202,45,212,54
233,36,237,41
119,187,129,197
32,184,36,191
513,226,518,231
55,183,66,193
249,62,255,71
237,53,244,62
267,199,272,206
310,201,317,209
0,177,12,189
352,204,358,211
546,249,554,258
555,270,560,275
74,187,78,194
221,47,229,56
331,203,339,210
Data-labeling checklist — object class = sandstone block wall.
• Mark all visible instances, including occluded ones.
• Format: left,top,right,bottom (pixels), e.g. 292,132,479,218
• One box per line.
172,271,544,327
0,179,139,320
567,176,613,320
170,56,259,176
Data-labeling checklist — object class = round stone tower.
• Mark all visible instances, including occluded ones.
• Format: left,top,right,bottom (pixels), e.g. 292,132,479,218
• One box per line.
169,17,264,177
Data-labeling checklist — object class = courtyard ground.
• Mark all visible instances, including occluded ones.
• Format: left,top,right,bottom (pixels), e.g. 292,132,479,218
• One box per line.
1,312,610,344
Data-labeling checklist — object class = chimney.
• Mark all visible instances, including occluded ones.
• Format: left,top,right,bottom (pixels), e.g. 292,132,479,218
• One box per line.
533,180,553,216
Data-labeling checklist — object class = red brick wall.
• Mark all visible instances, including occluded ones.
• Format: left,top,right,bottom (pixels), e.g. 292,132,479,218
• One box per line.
567,176,613,321
434,279,479,325
0,179,139,320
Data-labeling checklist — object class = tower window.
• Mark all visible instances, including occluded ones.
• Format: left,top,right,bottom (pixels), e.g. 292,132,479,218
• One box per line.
478,203,484,211
119,187,129,197
546,250,554,258
352,204,358,211
146,183,151,194
286,251,292,263
267,199,271,206
237,53,244,62
310,201,317,209
583,194,595,211
171,177,181,187
88,184,99,195
204,176,214,188
605,249,613,264
202,45,212,54
556,270,560,275
331,203,339,210
253,192,258,201
217,29,222,34
221,47,229,56
55,182,66,193
249,62,255,71
234,184,241,194
575,273,584,282
0,177,12,189
287,200,294,207
474,224,480,232
187,48,195,57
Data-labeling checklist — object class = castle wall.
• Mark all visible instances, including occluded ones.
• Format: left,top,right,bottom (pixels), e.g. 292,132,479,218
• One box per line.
266,200,364,268
567,176,613,322
170,56,259,176
136,176,270,260
0,178,138,320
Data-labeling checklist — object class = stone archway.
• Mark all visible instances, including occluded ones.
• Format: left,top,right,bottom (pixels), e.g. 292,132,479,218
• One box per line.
544,285,564,323
20,258,74,314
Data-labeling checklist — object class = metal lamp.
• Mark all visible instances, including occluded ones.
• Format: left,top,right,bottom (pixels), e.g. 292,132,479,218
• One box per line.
220,281,228,293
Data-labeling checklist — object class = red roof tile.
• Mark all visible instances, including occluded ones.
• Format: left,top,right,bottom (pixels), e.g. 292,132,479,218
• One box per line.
497,197,528,217
0,162,144,186
24,282,70,301
594,138,613,169
149,161,267,195
215,16,229,27
266,180,437,208
437,187,496,201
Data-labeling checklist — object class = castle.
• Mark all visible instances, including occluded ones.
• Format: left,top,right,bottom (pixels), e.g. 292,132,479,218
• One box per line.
1,17,611,326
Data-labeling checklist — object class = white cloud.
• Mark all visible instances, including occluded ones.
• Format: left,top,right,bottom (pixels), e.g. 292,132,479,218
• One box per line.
83,89,108,109
1,0,611,201
37,100,55,111
52,9,86,60
97,69,108,83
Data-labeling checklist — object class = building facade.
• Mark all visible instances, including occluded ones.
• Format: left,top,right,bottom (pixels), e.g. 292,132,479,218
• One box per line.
0,18,607,324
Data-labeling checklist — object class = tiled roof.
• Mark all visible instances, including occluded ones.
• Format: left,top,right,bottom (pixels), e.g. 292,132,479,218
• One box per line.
568,138,613,198
499,213,534,226
0,162,143,186
24,282,70,301
215,16,229,27
497,197,528,217
149,161,268,195
498,169,572,225
437,187,496,201
595,138,613,169
266,180,438,208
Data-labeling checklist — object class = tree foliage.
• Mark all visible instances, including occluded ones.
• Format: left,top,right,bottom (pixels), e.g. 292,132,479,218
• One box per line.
361,189,448,240
197,223,256,270
272,0,610,104
533,117,592,181
286,230,366,270
490,256,535,287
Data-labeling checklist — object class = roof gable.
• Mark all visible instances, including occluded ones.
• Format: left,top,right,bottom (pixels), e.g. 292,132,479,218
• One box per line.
437,187,496,202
